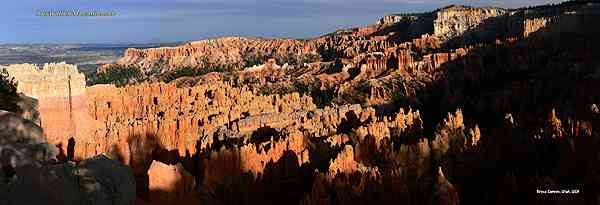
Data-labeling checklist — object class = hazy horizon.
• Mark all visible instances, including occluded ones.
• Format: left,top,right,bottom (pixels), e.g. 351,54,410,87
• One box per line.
1,0,566,44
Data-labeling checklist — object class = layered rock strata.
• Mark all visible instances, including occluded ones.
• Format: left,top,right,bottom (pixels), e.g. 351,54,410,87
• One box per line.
104,37,318,72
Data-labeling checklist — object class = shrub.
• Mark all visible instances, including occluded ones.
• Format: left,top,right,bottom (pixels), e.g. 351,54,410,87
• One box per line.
301,53,321,64
89,65,143,86
258,84,293,96
293,81,316,97
392,92,411,109
0,69,20,112
293,80,333,108
274,54,297,65
160,66,226,83
356,80,370,93
243,52,266,67
274,53,322,65
384,77,411,109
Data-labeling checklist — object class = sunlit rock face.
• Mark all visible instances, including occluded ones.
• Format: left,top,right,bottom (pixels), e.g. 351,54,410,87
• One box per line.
102,37,319,73
79,82,315,161
147,160,197,204
433,5,506,41
523,17,552,38
1,63,86,98
1,63,91,154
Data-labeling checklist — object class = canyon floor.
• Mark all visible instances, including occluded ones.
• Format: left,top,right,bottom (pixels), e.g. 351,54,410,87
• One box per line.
1,1,600,205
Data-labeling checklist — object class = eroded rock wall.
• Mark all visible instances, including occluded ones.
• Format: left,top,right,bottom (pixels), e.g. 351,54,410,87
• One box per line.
1,63,90,153
106,37,318,72
80,82,315,161
434,5,506,41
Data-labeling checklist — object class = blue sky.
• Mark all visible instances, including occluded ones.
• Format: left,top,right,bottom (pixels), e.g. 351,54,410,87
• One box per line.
0,0,565,44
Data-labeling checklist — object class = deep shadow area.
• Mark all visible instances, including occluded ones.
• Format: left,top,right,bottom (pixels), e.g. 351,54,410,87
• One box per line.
337,110,361,134
201,150,315,205
67,137,75,161
373,12,436,44
407,3,600,204
124,133,164,202
250,126,281,150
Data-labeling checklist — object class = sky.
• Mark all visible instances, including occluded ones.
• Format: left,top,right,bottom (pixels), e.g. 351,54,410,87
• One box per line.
0,0,566,44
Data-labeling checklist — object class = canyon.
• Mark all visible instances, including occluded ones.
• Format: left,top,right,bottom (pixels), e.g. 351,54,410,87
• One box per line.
2,1,600,204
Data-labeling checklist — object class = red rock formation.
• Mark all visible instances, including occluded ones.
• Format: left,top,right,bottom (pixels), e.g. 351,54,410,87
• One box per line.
355,108,422,148
396,49,415,71
103,37,319,72
523,17,553,38
328,145,379,179
410,34,441,50
431,109,465,157
202,131,309,187
147,161,197,204
79,82,315,161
